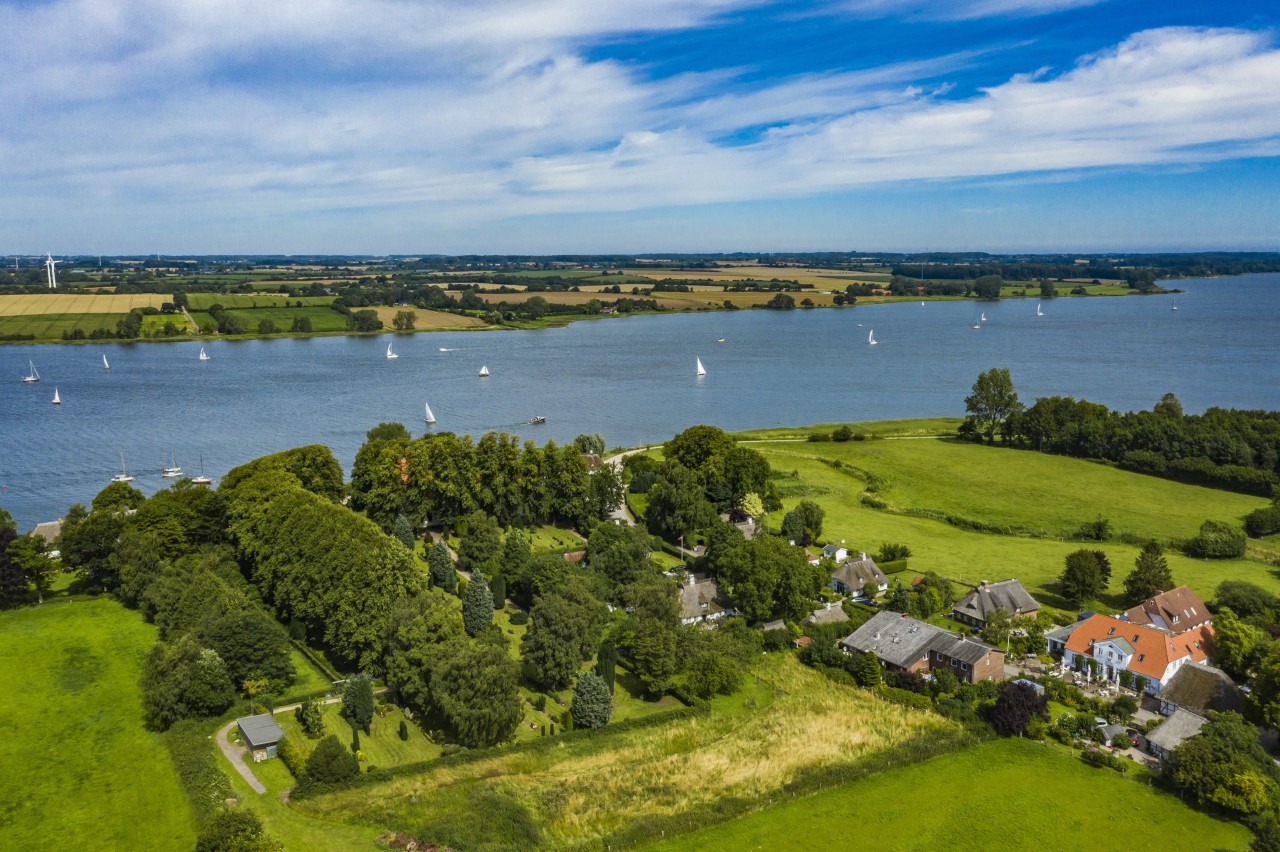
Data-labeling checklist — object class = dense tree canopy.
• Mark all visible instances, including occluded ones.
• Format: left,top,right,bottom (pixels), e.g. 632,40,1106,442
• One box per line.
963,368,1023,444
430,638,523,748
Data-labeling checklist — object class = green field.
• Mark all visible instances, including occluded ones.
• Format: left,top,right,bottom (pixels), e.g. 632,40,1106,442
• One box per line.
186,293,334,309
663,737,1251,851
224,306,350,332
0,312,126,339
0,599,196,848
275,701,442,768
749,434,1274,612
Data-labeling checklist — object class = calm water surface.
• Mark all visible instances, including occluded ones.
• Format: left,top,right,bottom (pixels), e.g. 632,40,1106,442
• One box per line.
2,274,1278,528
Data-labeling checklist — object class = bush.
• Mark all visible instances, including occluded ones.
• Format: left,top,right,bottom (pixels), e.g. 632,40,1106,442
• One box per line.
509,610,529,626
196,808,277,852
876,542,912,562
305,734,359,784
1244,506,1280,539
1080,748,1127,773
277,735,307,780
878,685,932,710
1186,520,1247,559
832,425,853,442
570,671,613,730
398,720,409,741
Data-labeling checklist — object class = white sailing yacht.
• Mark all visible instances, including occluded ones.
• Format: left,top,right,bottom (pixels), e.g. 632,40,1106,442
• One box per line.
192,455,213,486
1172,297,1178,311
868,330,878,346
696,357,706,377
386,342,398,360
161,449,182,478
103,353,110,370
479,365,490,377
22,360,39,383
198,347,209,361
1036,303,1044,317
111,453,134,483
981,312,987,322
424,401,436,424
52,386,61,405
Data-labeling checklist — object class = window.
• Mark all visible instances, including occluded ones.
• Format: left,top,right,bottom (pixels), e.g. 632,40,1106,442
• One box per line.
961,662,970,671
1172,615,1179,623
950,659,957,667
1107,627,1115,636
1137,654,1145,663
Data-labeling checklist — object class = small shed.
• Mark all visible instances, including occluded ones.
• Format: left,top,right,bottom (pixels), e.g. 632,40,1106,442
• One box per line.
237,714,284,762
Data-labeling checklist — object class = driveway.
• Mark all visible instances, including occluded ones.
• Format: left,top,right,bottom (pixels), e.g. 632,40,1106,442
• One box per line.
216,719,266,795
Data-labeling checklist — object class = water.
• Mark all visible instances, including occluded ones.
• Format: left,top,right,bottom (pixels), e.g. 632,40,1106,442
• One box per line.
2,274,1278,529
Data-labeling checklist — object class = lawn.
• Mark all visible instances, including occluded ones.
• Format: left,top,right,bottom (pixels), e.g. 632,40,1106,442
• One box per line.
294,655,971,849
275,701,442,769
753,444,1276,612
223,306,351,333
662,737,1251,851
0,598,196,848
0,311,127,340
186,293,334,309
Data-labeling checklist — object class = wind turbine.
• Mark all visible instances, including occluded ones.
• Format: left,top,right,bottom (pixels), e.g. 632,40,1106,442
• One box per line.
45,254,61,289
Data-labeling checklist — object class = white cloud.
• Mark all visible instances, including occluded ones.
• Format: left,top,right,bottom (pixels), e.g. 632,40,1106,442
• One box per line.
0,3,1278,249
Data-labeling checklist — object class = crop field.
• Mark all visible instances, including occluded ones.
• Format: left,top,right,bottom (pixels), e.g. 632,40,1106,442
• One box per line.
748,433,1274,612
0,598,196,848
0,312,127,339
222,306,351,333
294,655,969,849
620,266,887,288
0,292,170,316
185,293,334,310
369,307,487,329
663,737,1251,851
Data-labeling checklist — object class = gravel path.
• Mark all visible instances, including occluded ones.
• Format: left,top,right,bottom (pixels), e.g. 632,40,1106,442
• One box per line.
215,720,266,795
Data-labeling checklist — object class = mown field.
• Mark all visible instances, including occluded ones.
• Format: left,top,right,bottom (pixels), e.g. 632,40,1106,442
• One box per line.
368,307,487,329
746,429,1274,612
0,292,170,315
293,655,970,850
0,312,127,339
663,737,1251,852
186,293,335,310
0,598,196,849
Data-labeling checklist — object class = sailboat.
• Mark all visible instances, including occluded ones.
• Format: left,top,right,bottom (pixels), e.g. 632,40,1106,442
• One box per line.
161,449,182,478
111,453,134,483
22,360,39,383
1036,303,1044,317
1172,297,1178,311
972,321,981,330
868,330,877,346
198,347,209,361
424,402,436,424
52,386,61,405
191,455,213,486
980,312,987,322
103,353,110,371
696,357,706,377
386,342,398,360
478,365,490,378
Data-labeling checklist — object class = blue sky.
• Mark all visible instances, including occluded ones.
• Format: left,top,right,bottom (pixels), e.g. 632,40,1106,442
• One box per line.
2,0,1278,254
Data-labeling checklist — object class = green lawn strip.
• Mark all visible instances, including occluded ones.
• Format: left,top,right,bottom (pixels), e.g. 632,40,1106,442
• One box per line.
275,702,442,769
0,598,196,849
0,312,127,340
284,646,337,697
734,417,964,440
223,306,350,332
528,524,586,551
186,293,334,309
661,737,1251,852
758,450,1276,611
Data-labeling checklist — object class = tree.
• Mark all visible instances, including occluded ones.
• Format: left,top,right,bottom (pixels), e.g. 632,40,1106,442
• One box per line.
664,425,736,472
886,581,911,613
587,522,652,589
392,310,417,331
738,492,764,520
196,808,281,852
1059,549,1106,607
1215,581,1278,622
500,529,532,577
295,700,324,737
200,608,296,691
6,533,56,603
963,368,1023,444
430,639,523,747
572,433,605,455
972,275,1003,300
856,650,882,687
628,618,679,694
594,640,617,690
1039,280,1057,300
1214,608,1268,681
1186,520,1247,559
989,681,1048,735
427,540,457,592
92,480,146,513
392,515,415,549
462,569,494,636
141,636,237,730
981,608,1012,647
588,464,624,520
521,588,607,689
366,421,411,443
1169,711,1280,818
570,671,613,729
644,463,718,543
457,511,502,574
1153,392,1184,418
341,672,375,735
1123,542,1173,603
304,734,359,783
1247,641,1280,729
381,589,465,716
257,318,277,335
780,500,824,546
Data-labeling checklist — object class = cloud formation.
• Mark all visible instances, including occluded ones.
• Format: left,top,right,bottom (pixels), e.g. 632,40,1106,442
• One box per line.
1,0,1278,249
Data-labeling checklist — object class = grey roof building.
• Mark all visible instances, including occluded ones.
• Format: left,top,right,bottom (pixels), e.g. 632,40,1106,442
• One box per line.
1147,708,1208,760
678,576,734,625
1155,662,1245,716
952,579,1040,629
236,713,284,762
804,602,850,627
841,611,941,669
829,554,889,597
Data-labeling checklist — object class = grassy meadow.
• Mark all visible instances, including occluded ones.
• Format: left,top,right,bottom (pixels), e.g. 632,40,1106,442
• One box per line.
0,598,196,849
294,655,971,849
662,737,1252,852
745,430,1274,612
0,311,127,339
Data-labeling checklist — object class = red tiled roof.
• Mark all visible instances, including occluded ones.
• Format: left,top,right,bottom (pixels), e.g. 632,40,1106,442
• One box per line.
1123,586,1210,634
1065,613,1211,680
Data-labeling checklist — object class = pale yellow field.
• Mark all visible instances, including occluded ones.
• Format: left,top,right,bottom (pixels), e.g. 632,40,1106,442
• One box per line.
475,292,709,311
621,266,886,289
371,307,488,329
0,293,169,316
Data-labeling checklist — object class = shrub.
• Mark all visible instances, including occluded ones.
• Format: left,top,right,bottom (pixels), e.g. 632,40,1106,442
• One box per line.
1080,748,1127,773
570,671,613,730
1075,516,1111,541
806,432,831,442
878,685,932,710
294,699,324,737
277,735,306,780
1186,520,1247,559
398,720,409,741
876,542,912,562
305,734,359,784
196,808,276,852
832,425,853,442
1244,506,1280,539
509,610,529,626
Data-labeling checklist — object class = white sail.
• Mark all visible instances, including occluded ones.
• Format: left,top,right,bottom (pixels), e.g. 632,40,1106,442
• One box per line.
868,330,877,345
52,386,61,405
192,454,213,485
22,359,39,382
103,353,110,370
424,401,436,424
386,342,398,359
695,357,706,376
479,365,489,377
199,347,209,361
162,448,182,478
1036,303,1044,316
111,453,134,483
981,312,986,322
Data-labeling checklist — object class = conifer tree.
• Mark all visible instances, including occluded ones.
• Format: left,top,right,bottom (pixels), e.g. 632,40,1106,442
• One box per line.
462,569,495,637
571,671,613,730
427,540,457,592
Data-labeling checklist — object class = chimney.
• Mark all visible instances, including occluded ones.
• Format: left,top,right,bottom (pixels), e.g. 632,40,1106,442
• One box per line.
861,552,868,560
